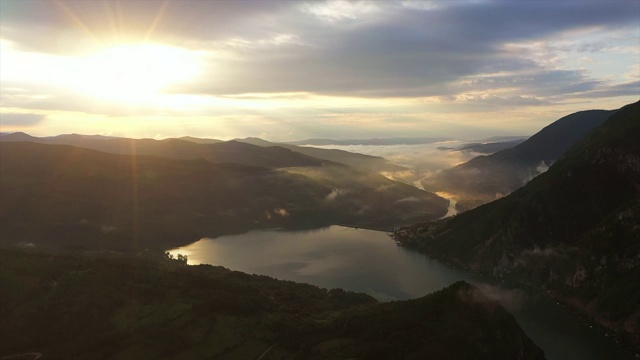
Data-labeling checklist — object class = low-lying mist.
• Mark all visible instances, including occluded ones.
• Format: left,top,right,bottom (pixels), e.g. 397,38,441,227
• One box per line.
311,142,480,187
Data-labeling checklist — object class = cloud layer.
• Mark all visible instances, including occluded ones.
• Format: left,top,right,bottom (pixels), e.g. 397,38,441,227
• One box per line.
1,0,638,139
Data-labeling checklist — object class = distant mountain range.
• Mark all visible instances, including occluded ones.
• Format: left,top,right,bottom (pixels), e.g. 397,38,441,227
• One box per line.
452,138,528,155
285,137,452,146
394,100,640,350
0,138,448,250
422,109,615,211
232,137,406,172
0,133,404,172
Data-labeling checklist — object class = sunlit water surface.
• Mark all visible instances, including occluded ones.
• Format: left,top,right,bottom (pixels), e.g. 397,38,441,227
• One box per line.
170,226,634,360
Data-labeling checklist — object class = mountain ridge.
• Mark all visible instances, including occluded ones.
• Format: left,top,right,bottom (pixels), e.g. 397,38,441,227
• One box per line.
285,137,452,146
0,133,403,172
394,100,640,350
0,141,448,250
421,108,616,210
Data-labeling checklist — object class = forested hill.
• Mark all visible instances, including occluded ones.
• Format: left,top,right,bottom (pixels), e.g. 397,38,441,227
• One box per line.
233,136,405,172
0,142,447,250
394,100,640,350
421,108,615,210
0,134,326,169
0,247,545,360
0,133,404,172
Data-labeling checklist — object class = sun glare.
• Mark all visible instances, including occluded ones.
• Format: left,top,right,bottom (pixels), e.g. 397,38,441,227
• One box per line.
69,43,202,102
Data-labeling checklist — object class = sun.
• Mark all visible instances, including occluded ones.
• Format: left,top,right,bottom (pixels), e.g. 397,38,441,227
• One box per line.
70,43,202,102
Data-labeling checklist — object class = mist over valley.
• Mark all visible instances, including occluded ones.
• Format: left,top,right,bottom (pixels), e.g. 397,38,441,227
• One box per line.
2,101,640,359
1,0,639,358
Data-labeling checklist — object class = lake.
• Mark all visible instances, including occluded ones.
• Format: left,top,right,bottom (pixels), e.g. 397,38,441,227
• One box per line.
169,226,634,360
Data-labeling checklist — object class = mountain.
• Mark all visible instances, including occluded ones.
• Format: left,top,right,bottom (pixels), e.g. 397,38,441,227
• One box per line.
0,134,326,169
286,137,451,146
0,131,40,142
0,133,405,172
394,101,640,350
482,135,531,142
177,135,222,144
0,142,448,250
422,109,615,211
232,137,406,172
454,138,527,155
0,247,545,359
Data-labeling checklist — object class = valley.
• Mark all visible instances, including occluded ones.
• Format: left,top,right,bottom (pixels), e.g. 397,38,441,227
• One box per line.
0,139,448,250
1,101,639,359
0,247,545,359
393,101,640,352
2,1,638,359
168,226,635,359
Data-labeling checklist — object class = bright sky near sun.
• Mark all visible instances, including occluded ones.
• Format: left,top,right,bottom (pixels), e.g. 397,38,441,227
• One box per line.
0,0,638,141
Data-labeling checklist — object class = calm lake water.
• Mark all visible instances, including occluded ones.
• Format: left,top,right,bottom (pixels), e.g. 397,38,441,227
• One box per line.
169,226,634,360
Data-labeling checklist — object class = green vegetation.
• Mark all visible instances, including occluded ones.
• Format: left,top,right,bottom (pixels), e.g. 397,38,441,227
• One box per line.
394,101,640,350
0,247,545,359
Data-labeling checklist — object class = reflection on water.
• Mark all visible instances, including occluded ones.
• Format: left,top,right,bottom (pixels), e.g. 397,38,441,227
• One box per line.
170,226,634,360
171,226,468,301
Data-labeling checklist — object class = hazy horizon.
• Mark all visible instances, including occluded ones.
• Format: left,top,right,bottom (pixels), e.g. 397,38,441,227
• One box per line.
1,0,638,141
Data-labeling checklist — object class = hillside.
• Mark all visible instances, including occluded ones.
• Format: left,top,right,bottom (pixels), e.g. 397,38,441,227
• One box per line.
394,101,640,349
454,138,527,155
177,135,222,144
286,137,451,146
232,137,406,172
0,247,546,360
0,133,405,172
421,109,615,210
0,142,447,250
0,134,326,169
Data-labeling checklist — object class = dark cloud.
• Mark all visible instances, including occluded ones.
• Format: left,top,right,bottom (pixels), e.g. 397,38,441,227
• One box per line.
565,80,640,99
1,0,638,100
429,0,638,43
165,0,638,97
462,70,605,97
0,0,294,53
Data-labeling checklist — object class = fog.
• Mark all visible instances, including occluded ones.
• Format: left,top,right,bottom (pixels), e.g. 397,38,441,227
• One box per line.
310,141,480,187
325,188,350,201
473,283,525,313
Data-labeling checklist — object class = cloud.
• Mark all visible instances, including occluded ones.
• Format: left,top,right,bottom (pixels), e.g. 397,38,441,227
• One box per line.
326,188,350,201
319,142,480,187
0,0,292,54
520,161,551,186
266,208,290,220
0,112,45,127
2,0,637,99
273,208,289,217
473,283,525,312
394,196,422,204
1,0,638,139
565,80,640,99
301,0,382,22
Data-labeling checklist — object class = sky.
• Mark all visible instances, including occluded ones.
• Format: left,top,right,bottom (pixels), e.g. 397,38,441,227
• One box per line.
0,0,638,141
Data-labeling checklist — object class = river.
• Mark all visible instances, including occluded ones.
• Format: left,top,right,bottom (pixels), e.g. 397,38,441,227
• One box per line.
169,226,634,360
